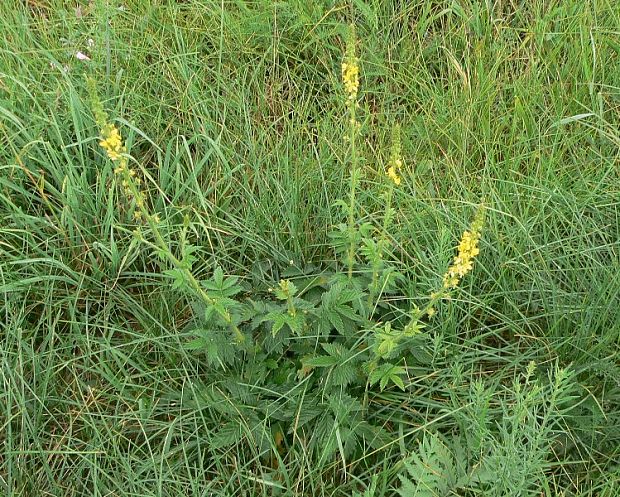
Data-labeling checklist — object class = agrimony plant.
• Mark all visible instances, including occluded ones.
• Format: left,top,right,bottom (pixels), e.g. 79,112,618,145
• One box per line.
86,24,486,466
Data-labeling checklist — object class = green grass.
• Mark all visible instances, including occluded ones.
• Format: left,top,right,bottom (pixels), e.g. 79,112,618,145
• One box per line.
1,0,619,495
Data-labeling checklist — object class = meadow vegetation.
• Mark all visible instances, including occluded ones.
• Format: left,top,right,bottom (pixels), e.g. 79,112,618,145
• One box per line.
1,1,619,496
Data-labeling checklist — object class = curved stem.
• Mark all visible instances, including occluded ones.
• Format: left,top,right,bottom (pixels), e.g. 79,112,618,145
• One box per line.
122,167,245,343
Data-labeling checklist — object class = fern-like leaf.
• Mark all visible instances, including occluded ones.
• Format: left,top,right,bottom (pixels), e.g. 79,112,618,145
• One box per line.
397,434,456,497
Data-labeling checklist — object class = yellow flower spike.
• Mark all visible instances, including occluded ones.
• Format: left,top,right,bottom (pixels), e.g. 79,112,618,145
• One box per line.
342,61,359,100
427,307,436,318
341,25,359,103
442,206,485,290
342,23,362,281
387,166,401,185
89,78,152,228
385,124,403,186
99,123,126,164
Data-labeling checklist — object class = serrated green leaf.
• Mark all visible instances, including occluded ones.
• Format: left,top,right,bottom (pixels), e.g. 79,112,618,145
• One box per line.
201,269,243,297
379,373,390,391
356,422,392,450
390,373,405,391
270,313,287,336
304,355,339,368
213,266,224,286
397,434,455,497
337,288,365,304
327,309,345,334
335,303,364,323
183,336,207,351
331,363,358,387
163,268,189,290
328,392,362,418
288,404,323,429
369,363,406,391
368,368,382,387
285,313,305,334
211,422,243,449
216,296,241,309
204,304,216,323
376,333,397,358
321,342,345,357
359,222,375,237
181,244,199,269
221,274,240,290
292,297,315,311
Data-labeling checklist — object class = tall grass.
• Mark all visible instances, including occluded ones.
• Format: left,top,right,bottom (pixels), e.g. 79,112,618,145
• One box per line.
1,1,619,495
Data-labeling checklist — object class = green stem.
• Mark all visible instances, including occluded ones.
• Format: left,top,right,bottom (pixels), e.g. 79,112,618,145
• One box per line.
381,186,394,236
368,185,394,308
346,101,358,279
122,168,245,344
286,294,296,317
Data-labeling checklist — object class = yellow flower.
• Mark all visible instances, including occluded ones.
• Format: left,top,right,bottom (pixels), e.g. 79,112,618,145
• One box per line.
341,60,359,100
427,307,436,318
387,165,401,185
89,80,150,224
97,122,134,182
342,25,359,102
386,124,403,186
442,207,484,289
99,123,125,162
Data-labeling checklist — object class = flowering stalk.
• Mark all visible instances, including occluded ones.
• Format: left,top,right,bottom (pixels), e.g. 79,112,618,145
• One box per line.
275,279,297,317
425,204,485,319
395,205,485,348
342,24,360,279
367,123,402,308
386,124,402,188
88,79,244,343
381,123,402,237
442,206,485,291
